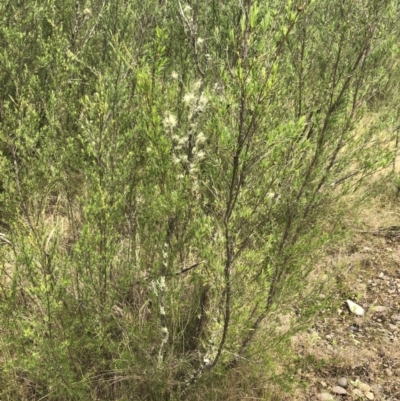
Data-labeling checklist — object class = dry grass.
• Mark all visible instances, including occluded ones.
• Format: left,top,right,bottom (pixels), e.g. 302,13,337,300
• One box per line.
281,183,400,400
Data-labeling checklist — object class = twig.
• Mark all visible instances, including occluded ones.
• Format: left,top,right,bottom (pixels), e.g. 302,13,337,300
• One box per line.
158,244,169,367
174,260,205,275
354,226,400,238
0,233,14,247
177,0,205,78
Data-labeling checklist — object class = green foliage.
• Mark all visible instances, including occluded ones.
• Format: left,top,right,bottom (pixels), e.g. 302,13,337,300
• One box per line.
0,0,399,399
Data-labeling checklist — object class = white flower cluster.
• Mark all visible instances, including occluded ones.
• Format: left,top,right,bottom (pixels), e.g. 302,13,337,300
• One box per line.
163,113,177,131
184,80,208,118
185,81,209,197
163,76,209,201
167,79,209,175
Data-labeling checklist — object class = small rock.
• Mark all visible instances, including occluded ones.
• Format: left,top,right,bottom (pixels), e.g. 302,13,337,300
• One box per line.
320,381,328,387
365,392,374,400
373,305,387,313
372,384,383,394
358,382,371,392
385,368,393,376
318,392,336,401
352,388,363,398
391,314,400,321
346,300,365,316
337,377,348,388
332,385,347,395
350,324,360,332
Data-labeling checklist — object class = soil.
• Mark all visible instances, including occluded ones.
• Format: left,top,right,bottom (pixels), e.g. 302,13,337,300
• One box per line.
289,195,400,401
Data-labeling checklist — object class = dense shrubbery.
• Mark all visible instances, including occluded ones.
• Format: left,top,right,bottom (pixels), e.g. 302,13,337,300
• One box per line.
0,0,399,399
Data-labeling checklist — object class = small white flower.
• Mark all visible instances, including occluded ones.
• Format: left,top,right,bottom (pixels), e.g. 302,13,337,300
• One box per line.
196,132,206,145
197,38,204,46
196,150,205,160
159,276,166,288
180,154,188,163
193,80,202,91
203,357,211,366
183,92,196,105
171,71,179,80
163,113,177,130
198,94,208,108
172,154,181,165
178,136,187,146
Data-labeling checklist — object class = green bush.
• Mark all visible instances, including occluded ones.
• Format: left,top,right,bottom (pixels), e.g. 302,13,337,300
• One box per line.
0,0,399,399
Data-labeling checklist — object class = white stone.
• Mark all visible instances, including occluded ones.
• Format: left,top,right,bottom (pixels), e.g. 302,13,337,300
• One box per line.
317,393,335,401
358,382,371,392
352,388,363,398
337,377,347,388
346,300,365,316
332,385,347,395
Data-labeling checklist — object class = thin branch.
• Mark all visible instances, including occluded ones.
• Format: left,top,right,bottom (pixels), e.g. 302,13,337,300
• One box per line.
177,0,205,78
0,233,14,248
174,260,205,275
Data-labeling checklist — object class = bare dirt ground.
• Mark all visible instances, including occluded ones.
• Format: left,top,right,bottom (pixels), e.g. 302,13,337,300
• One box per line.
289,192,400,400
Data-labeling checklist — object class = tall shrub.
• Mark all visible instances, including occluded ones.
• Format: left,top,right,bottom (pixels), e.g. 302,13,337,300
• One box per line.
0,0,399,399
